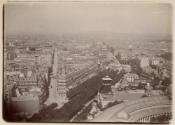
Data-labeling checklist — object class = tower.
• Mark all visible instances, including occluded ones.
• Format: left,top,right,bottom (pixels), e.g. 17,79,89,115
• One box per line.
128,44,133,59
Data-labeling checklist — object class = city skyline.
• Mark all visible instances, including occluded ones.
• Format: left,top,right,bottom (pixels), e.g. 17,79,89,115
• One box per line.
3,2,172,123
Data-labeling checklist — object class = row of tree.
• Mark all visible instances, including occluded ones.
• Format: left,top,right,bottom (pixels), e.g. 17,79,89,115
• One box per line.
28,71,106,122
73,70,125,121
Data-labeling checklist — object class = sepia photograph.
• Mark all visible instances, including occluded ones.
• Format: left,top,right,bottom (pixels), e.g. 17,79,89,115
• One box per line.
3,1,173,124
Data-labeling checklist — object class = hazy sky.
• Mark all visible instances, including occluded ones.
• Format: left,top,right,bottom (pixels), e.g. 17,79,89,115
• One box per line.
5,2,172,35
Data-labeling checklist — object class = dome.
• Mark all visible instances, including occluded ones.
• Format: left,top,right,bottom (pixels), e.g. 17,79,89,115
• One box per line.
102,76,112,81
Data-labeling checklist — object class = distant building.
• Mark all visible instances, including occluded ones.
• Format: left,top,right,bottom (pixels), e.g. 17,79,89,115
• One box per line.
123,73,139,83
108,60,121,71
15,70,38,87
120,53,128,61
7,51,16,60
150,57,164,67
121,64,131,73
100,45,108,59
140,57,150,69
142,66,154,74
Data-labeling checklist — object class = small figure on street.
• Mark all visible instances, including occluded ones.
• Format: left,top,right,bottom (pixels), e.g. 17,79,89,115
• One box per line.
144,83,153,97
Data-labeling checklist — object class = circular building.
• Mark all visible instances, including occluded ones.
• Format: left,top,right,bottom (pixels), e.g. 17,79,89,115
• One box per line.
90,96,172,123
